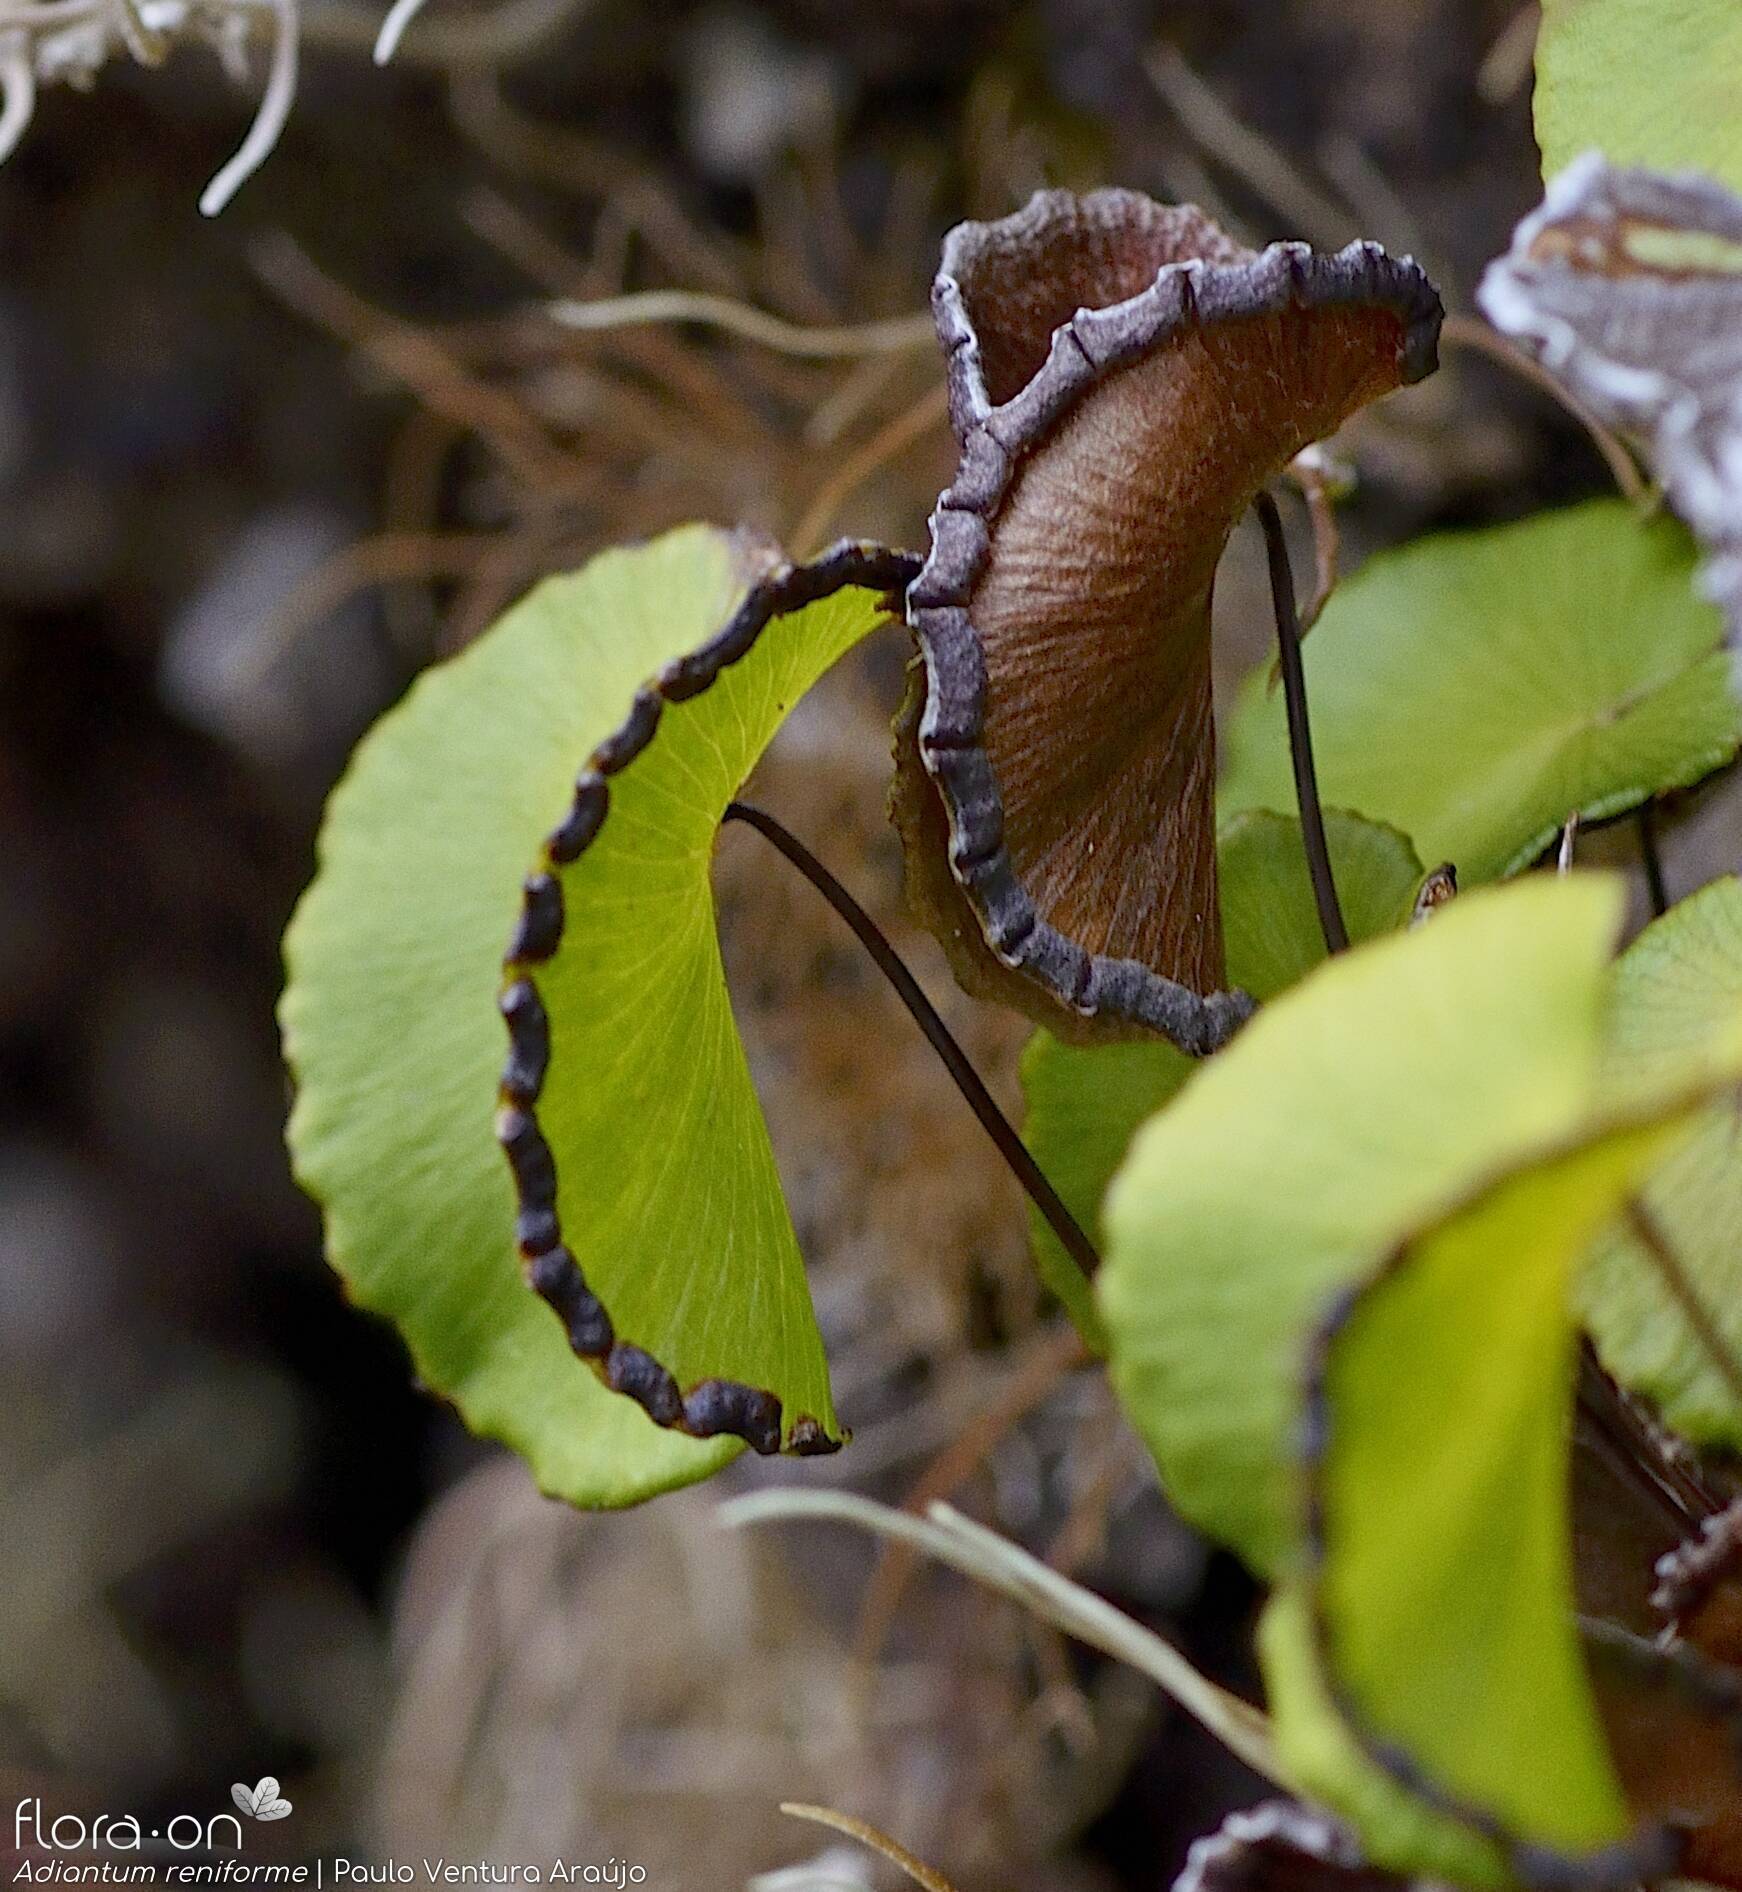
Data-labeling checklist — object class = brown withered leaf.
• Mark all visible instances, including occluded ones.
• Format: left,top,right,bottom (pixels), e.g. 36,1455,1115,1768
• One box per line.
1479,154,1742,661
892,188,1441,1053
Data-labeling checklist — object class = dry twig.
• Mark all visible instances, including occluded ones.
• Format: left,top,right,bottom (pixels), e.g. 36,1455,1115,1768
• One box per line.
724,1489,1285,1786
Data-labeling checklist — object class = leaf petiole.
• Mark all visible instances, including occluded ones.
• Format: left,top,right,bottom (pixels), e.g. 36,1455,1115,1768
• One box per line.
723,801,1102,1288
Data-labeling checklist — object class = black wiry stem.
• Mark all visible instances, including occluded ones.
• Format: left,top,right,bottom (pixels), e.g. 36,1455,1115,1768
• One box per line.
1255,489,1348,955
723,801,1103,1286
1637,802,1670,918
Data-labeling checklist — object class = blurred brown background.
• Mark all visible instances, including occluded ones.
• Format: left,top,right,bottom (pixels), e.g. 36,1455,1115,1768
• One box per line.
1,3,1721,1886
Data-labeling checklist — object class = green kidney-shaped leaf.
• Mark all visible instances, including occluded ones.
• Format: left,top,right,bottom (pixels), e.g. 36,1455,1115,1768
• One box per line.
1581,876,1742,1447
1022,810,1425,1347
1220,505,1741,886
283,525,897,1505
1318,1124,1684,1861
1536,0,1742,194
1098,873,1626,1576
1100,850,1742,1879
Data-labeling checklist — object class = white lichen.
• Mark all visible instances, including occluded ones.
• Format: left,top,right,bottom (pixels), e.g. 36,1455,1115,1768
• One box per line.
0,0,427,214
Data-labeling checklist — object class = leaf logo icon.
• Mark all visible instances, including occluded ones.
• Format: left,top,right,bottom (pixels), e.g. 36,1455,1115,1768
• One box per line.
231,1779,293,1821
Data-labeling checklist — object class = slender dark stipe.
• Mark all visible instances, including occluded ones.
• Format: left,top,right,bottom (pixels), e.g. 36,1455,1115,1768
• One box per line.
1254,489,1348,956
1575,1337,1717,1535
1637,801,1670,918
1627,1197,1742,1416
722,799,1104,1287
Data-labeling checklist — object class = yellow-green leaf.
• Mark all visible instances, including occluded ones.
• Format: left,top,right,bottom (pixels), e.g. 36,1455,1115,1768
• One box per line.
1022,809,1424,1348
1099,874,1624,1575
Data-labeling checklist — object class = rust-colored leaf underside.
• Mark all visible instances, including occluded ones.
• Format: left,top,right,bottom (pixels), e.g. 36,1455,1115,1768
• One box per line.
979,302,1412,996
